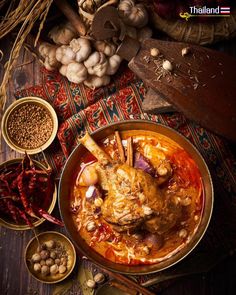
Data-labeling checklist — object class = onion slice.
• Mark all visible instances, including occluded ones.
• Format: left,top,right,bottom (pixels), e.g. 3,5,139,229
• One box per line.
75,160,97,186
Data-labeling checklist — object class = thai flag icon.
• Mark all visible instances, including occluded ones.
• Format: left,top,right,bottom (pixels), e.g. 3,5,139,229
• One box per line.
220,7,231,14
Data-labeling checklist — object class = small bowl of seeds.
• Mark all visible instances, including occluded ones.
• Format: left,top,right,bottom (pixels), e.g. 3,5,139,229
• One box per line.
25,231,76,284
1,97,58,154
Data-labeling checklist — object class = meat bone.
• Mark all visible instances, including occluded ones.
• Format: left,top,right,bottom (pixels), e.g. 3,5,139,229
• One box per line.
92,6,236,142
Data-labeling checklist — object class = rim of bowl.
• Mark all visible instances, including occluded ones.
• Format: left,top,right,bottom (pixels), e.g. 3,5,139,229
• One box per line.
24,231,76,284
58,120,214,275
0,158,57,230
1,97,58,155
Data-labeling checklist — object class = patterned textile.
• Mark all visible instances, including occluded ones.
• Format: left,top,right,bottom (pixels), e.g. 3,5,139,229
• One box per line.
15,66,236,289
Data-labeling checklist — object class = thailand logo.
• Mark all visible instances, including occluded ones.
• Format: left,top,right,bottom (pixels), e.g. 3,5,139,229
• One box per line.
180,6,231,21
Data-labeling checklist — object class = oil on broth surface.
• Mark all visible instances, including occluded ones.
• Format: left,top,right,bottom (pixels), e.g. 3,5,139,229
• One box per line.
70,130,203,265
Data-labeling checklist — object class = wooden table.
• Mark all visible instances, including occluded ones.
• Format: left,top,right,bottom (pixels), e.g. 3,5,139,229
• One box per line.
1,36,236,295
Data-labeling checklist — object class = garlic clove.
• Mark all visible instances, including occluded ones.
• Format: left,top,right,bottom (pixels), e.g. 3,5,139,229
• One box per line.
162,60,173,72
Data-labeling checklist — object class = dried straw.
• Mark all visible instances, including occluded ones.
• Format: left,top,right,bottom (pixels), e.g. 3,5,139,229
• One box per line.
0,0,53,112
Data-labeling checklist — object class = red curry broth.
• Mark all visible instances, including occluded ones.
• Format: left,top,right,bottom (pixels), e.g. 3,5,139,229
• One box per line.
70,130,204,265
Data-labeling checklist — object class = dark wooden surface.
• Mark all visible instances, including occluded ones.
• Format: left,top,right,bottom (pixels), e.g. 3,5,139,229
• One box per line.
1,35,236,295
130,38,236,141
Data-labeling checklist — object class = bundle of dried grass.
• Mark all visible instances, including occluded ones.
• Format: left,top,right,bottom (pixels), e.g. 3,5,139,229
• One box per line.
0,0,54,112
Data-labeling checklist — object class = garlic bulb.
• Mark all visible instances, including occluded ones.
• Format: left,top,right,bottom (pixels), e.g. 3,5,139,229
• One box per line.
118,0,148,28
48,22,78,45
39,42,60,71
84,75,110,89
84,52,108,77
106,55,122,75
66,62,88,84
70,38,92,62
56,45,76,65
94,40,117,57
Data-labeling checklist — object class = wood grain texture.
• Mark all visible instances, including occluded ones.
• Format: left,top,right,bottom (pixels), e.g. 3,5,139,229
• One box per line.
130,38,236,142
0,36,58,295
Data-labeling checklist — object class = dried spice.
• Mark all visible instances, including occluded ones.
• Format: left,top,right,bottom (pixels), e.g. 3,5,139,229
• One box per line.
7,103,53,149
31,240,69,277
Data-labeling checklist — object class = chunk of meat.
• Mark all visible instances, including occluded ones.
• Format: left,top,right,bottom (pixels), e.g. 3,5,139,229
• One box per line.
79,133,180,235
144,195,182,234
101,164,163,232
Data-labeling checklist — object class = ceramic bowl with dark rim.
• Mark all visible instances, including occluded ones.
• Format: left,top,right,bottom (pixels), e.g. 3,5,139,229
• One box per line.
24,231,76,283
58,120,213,275
0,158,57,230
1,97,58,154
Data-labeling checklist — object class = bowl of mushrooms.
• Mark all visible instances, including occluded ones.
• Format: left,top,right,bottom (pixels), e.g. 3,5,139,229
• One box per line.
25,231,76,283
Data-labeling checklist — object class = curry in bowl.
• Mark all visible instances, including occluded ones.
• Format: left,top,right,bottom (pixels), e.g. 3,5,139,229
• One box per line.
69,129,204,265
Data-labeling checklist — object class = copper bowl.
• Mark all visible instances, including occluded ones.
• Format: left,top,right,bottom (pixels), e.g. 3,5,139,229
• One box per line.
24,231,76,283
58,120,213,275
1,97,58,155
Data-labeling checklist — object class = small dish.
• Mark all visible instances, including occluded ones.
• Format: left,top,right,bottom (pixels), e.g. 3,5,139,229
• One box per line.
0,158,57,230
1,97,58,154
25,231,76,284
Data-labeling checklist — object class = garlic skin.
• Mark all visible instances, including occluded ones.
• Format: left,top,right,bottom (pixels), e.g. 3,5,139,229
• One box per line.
56,45,76,65
162,60,173,72
84,52,108,77
118,0,148,28
66,62,88,84
84,75,110,89
106,55,122,75
39,42,60,71
70,38,92,62
94,40,117,57
48,22,78,45
59,64,68,76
